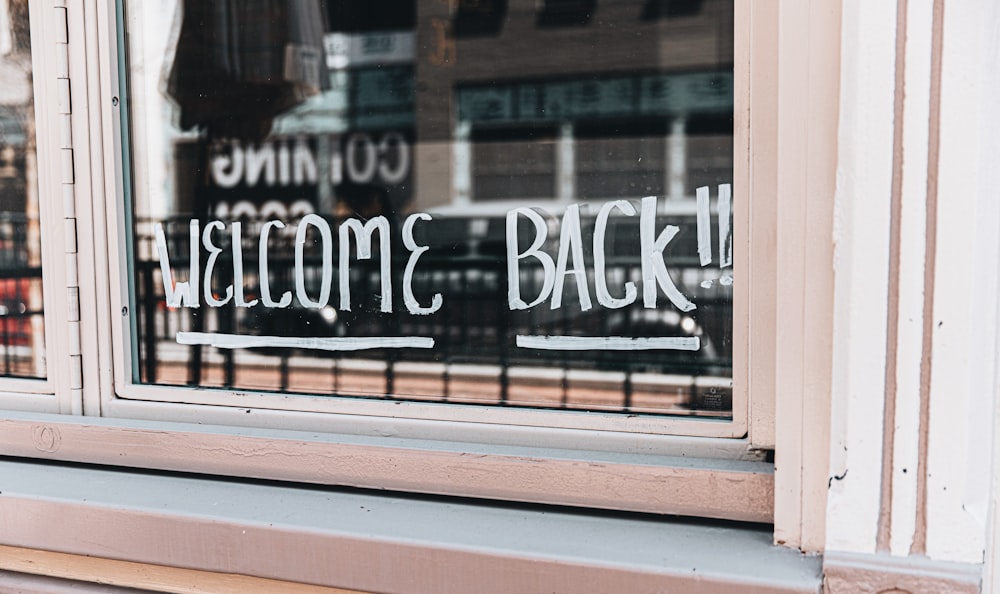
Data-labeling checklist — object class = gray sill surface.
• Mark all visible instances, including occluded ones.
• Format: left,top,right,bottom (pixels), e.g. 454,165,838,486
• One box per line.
0,459,820,593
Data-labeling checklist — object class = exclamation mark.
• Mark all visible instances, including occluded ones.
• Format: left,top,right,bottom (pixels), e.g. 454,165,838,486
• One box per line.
698,184,734,289
696,185,712,266
718,183,733,286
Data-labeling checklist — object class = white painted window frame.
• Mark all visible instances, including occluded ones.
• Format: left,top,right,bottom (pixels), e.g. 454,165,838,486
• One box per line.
0,0,848,534
0,0,83,414
102,0,754,441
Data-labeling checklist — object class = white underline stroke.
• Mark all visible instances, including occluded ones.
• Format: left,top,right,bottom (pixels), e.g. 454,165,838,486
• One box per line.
516,336,701,351
177,332,434,351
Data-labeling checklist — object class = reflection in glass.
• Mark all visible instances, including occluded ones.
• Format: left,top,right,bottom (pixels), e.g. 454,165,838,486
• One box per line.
0,0,44,379
125,0,734,417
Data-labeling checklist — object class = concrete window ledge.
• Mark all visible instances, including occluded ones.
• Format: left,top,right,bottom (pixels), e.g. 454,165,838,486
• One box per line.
0,459,820,593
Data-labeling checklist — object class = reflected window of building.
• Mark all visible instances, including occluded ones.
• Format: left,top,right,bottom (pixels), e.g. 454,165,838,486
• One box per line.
537,0,595,27
454,0,507,37
470,127,557,201
123,0,734,419
0,0,44,379
642,0,705,20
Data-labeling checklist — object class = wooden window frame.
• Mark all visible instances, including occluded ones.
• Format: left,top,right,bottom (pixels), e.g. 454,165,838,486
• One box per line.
0,0,842,542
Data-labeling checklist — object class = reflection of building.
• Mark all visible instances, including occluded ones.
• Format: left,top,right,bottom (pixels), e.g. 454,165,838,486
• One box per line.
199,0,734,217
414,0,733,212
0,0,43,378
0,0,34,221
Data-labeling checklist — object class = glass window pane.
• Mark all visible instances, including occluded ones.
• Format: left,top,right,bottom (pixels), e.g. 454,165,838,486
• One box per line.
123,0,734,418
0,0,44,379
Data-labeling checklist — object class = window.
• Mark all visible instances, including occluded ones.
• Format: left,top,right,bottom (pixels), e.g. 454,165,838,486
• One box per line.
0,0,777,526
118,0,742,428
0,0,44,379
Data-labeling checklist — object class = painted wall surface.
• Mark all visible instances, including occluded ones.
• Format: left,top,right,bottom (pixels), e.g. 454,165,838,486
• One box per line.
825,0,896,556
923,0,999,565
827,0,1000,571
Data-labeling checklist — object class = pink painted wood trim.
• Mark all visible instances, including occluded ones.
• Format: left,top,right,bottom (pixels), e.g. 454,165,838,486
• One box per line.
0,415,774,522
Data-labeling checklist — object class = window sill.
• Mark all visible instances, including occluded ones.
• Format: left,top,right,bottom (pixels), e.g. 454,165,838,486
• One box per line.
0,410,772,521
0,459,820,593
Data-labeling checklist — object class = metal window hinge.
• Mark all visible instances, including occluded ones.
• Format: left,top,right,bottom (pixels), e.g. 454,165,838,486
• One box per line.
54,3,83,400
